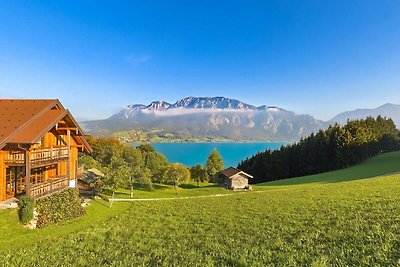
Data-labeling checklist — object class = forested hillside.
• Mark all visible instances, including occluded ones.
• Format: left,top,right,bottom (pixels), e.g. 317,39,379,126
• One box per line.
238,116,400,183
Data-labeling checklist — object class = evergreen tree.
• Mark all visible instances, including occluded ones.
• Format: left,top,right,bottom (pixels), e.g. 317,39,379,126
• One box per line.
238,117,400,183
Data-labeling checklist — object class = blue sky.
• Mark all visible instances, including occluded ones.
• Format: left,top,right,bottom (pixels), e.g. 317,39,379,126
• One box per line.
0,1,399,121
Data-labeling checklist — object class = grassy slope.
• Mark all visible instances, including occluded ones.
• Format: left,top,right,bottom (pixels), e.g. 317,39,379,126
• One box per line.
0,200,131,250
105,151,400,198
0,152,399,265
257,151,400,187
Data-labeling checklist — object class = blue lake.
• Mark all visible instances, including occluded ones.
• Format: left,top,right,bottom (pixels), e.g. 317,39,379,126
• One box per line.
150,142,286,167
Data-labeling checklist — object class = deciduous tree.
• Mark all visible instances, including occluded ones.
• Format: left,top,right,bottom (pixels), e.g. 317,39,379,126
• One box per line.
163,163,190,194
190,164,208,186
206,149,224,185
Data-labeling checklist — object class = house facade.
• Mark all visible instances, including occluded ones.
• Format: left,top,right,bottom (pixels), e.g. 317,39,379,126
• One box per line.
0,99,92,201
220,167,253,190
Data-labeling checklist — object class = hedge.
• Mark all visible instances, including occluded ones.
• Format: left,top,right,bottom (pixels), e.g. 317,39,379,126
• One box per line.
36,188,85,228
17,196,35,224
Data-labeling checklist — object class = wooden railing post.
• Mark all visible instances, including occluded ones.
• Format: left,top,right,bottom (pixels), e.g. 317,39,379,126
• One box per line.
67,130,71,185
25,147,31,198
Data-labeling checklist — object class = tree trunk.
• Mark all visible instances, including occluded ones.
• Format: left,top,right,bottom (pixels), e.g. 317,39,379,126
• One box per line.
130,183,133,199
110,190,115,208
174,180,177,195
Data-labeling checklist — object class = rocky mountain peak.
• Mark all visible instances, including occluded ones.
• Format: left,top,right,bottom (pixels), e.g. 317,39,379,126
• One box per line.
170,96,256,110
146,101,171,111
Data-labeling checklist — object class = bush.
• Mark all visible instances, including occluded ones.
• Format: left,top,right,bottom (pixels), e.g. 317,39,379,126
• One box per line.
36,188,85,228
18,196,35,224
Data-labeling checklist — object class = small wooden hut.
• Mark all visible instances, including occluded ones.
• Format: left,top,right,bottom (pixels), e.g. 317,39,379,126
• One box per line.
220,167,253,190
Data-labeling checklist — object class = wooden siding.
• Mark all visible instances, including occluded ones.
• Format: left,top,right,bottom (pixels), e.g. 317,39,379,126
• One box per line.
224,173,249,189
0,151,5,201
0,129,81,201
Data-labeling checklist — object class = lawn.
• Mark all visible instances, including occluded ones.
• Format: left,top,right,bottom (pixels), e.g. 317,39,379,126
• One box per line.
0,199,131,250
101,181,229,199
0,152,400,266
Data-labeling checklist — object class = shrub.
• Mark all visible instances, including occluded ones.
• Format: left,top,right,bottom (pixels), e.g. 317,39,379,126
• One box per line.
17,196,35,224
36,188,85,228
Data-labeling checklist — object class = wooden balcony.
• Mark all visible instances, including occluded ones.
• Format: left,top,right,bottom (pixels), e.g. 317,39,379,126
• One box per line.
29,175,70,199
5,146,69,167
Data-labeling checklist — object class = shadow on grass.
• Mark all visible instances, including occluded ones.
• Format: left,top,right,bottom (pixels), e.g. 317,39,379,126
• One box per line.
133,183,169,191
179,183,217,189
179,184,199,189
92,198,110,207
102,183,172,196
101,188,130,196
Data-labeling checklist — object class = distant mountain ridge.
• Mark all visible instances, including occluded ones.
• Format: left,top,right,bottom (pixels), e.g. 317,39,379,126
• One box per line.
119,97,274,114
81,97,400,142
82,96,324,141
329,103,400,127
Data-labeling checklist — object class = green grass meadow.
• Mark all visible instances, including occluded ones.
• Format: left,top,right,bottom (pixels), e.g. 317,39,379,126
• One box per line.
102,181,228,199
1,152,400,266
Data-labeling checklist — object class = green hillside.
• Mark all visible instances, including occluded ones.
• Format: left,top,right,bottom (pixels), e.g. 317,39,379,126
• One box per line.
1,152,400,266
257,151,400,187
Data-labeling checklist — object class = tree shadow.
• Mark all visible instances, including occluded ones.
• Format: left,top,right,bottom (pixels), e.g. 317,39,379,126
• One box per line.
92,198,110,207
151,184,170,190
257,166,400,187
179,183,217,189
179,184,198,189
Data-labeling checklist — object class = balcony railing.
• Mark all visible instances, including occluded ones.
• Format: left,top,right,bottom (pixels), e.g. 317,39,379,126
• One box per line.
5,146,69,167
29,175,70,199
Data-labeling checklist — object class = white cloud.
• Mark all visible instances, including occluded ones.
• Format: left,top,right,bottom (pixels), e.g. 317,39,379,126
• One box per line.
125,54,152,67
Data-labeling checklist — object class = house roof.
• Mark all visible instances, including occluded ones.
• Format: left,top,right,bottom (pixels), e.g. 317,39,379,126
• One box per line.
220,167,253,179
0,99,92,152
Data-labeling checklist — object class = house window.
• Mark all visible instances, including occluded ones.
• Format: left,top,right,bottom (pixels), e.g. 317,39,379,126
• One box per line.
6,166,26,196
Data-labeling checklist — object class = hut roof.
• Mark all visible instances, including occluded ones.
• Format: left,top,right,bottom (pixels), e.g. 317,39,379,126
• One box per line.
220,167,253,179
80,168,105,184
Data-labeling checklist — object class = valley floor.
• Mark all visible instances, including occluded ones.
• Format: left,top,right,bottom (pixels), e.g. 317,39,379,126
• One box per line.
1,152,400,266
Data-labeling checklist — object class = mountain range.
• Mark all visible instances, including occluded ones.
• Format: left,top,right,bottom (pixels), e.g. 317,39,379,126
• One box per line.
81,97,400,142
328,103,400,126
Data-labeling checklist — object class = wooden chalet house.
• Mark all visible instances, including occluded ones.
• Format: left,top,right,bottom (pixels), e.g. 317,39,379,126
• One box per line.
0,99,92,201
220,167,253,190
